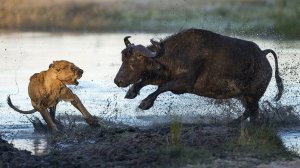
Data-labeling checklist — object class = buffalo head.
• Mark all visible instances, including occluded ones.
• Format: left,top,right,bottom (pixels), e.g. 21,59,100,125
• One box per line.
114,36,161,87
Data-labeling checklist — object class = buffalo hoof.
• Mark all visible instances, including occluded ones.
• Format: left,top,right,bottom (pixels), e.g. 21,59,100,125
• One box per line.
138,99,154,110
125,91,138,99
86,116,100,127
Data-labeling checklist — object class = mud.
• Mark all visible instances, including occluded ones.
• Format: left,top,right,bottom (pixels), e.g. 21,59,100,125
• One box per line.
1,122,299,168
0,137,42,167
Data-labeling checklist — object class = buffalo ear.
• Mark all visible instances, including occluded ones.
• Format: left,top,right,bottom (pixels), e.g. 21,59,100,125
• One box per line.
128,47,133,54
150,39,161,53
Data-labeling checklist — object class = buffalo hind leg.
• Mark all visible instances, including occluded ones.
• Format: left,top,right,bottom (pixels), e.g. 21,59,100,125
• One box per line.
230,96,259,126
242,96,259,123
139,79,191,110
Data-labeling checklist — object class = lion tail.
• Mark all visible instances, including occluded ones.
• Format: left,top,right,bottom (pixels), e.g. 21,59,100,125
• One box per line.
7,95,37,114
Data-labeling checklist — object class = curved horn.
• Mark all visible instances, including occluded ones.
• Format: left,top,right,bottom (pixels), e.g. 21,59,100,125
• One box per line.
124,36,132,47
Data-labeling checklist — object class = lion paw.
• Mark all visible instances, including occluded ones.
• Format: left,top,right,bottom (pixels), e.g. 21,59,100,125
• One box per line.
86,117,100,127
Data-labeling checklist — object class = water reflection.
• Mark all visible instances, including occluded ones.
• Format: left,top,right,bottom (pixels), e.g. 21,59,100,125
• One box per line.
12,135,49,156
33,136,49,156
279,129,300,155
1,125,49,156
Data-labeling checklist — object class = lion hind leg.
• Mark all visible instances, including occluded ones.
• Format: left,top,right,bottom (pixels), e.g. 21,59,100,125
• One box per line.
49,105,56,121
39,109,58,133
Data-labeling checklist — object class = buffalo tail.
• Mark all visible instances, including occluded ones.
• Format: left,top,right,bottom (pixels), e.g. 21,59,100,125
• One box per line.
263,49,284,101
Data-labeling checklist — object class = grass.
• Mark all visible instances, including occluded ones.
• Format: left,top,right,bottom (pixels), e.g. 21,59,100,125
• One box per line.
0,0,299,38
160,101,300,166
162,124,297,167
236,125,294,160
169,117,182,145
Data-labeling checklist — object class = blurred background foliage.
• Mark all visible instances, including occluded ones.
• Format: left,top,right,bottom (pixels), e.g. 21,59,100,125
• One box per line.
0,0,299,38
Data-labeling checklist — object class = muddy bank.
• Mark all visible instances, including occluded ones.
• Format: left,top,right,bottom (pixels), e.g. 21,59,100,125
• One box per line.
0,137,42,167
1,122,299,168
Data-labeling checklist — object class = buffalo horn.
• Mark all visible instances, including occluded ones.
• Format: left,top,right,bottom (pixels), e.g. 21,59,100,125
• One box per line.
124,36,132,47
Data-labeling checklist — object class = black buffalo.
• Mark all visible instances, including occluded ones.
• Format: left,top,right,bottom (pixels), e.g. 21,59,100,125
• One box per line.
114,28,283,123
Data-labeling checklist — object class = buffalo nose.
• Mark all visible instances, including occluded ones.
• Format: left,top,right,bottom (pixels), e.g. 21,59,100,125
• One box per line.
114,78,123,87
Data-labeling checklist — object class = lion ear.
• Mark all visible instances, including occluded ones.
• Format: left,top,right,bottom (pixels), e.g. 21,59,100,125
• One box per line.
49,61,58,69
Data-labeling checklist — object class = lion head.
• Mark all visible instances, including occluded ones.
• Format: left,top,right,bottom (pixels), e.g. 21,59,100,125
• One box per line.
49,60,84,85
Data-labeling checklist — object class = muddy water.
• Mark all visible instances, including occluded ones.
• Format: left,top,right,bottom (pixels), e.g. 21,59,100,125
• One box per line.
0,32,299,155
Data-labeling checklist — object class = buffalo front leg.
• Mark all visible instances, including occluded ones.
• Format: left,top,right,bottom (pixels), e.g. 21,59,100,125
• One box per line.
139,80,191,110
125,78,162,99
70,95,100,127
125,82,145,99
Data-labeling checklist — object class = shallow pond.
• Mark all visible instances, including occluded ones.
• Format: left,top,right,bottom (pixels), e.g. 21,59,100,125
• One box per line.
0,32,299,155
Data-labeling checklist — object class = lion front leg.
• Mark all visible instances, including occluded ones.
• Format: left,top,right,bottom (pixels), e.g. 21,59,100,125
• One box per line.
61,87,100,127
70,95,100,127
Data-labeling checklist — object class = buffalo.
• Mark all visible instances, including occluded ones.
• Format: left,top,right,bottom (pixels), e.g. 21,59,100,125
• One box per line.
114,28,283,123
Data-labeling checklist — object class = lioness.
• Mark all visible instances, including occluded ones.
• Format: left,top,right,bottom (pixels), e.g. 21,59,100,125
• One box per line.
7,60,99,133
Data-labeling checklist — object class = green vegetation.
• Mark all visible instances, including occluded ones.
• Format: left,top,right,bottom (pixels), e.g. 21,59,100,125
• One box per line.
170,118,182,145
236,125,295,160
161,102,300,167
162,125,297,167
0,0,299,38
